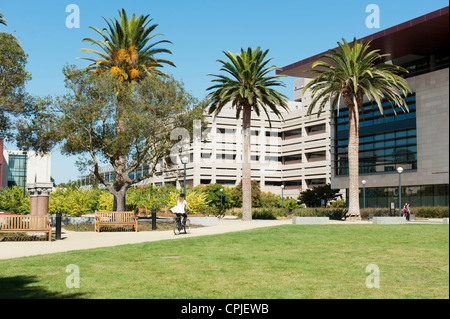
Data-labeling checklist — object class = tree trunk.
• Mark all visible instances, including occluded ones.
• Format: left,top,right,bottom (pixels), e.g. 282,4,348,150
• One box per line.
113,188,127,212
347,104,361,220
241,105,252,221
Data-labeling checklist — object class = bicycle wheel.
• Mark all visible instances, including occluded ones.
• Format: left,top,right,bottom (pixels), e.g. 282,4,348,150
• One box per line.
184,219,191,234
173,220,181,235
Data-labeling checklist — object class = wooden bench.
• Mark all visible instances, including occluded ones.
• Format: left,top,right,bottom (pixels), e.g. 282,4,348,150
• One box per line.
135,206,148,218
94,211,138,232
0,214,52,241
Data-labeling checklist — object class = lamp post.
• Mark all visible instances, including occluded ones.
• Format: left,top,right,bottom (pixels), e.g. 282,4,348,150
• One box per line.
220,188,223,209
281,185,285,209
181,156,189,195
361,180,366,209
397,167,403,217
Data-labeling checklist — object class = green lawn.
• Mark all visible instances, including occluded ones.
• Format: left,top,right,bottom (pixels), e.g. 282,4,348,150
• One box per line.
0,224,448,299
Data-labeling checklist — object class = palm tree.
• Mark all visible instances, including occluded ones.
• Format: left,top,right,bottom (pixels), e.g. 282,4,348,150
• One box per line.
302,38,411,220
207,47,289,221
78,9,175,211
78,8,175,81
0,12,7,26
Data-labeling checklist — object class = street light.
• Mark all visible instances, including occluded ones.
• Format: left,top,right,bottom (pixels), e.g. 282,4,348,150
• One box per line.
281,185,285,209
397,167,403,217
181,156,189,195
220,188,223,209
361,180,366,209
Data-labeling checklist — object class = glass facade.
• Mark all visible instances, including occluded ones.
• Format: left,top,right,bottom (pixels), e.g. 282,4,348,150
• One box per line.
7,155,27,189
334,94,417,175
356,184,449,208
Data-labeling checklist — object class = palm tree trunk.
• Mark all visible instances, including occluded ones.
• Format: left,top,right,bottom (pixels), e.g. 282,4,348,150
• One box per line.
242,105,252,221
347,104,361,220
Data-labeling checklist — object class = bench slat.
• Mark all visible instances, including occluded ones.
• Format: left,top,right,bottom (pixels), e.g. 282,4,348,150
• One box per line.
0,215,52,241
94,211,138,232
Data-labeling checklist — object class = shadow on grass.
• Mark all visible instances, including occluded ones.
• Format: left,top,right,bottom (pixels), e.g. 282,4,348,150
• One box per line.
0,275,85,299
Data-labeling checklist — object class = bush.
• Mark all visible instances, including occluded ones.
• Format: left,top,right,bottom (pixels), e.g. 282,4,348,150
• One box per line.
292,207,347,220
412,206,449,219
49,187,101,216
0,186,30,215
237,207,289,219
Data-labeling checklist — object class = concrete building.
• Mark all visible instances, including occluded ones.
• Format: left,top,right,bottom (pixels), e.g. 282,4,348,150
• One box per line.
278,7,449,207
79,98,332,199
0,139,52,189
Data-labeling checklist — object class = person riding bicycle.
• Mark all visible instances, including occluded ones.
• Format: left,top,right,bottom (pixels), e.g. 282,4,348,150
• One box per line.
170,193,192,226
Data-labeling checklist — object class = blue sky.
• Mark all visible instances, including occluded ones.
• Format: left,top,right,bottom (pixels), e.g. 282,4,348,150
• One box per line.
1,0,448,184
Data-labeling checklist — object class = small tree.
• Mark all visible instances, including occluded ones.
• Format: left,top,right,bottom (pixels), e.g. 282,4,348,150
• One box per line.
298,184,340,208
0,32,32,141
16,67,205,211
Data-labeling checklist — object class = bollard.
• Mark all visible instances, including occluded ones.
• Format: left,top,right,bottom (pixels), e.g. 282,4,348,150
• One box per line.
152,208,157,230
55,210,62,240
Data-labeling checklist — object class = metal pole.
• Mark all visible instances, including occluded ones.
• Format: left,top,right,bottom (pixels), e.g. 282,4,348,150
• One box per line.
183,163,187,195
398,173,402,217
55,210,62,240
363,184,366,209
151,208,157,230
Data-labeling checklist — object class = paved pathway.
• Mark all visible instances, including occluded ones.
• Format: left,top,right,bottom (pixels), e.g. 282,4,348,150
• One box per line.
0,218,292,260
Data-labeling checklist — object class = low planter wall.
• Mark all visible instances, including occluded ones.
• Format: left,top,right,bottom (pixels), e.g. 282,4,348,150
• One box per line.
292,217,329,225
50,216,95,225
443,218,449,224
372,217,406,224
189,217,218,226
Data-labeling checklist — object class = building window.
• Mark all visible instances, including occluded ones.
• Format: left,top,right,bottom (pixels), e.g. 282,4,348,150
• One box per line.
283,155,302,164
334,94,417,176
306,124,326,135
7,155,27,189
283,129,302,139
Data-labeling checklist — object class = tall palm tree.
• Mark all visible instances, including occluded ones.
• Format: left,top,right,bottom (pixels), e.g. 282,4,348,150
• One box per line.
207,47,289,221
78,9,175,211
302,38,411,220
0,12,7,26
78,8,175,81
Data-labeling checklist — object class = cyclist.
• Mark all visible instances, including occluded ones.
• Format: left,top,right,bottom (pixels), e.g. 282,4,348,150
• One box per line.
170,193,192,226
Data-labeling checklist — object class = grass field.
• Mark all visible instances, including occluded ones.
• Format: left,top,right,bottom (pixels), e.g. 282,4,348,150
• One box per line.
0,224,448,299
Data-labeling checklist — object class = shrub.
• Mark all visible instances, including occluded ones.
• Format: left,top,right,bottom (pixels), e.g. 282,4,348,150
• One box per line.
292,207,347,220
49,187,101,216
0,186,30,215
412,206,449,219
237,207,289,219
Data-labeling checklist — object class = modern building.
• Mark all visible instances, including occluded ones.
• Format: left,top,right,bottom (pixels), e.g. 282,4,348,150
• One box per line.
79,98,333,199
278,7,449,207
0,139,52,189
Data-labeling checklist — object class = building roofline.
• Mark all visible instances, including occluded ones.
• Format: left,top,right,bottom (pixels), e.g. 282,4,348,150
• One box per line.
278,6,449,78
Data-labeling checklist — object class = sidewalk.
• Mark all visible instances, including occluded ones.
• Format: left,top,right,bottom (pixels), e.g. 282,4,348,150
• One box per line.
0,218,291,260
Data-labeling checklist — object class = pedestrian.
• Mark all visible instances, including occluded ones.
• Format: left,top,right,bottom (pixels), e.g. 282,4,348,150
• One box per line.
406,202,411,221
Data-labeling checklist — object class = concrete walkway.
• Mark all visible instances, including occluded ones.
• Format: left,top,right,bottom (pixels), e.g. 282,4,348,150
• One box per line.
0,218,292,260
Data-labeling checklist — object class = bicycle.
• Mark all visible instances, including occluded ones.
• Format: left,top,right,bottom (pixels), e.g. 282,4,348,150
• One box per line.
173,213,191,235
